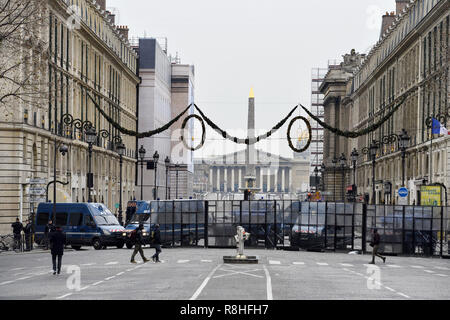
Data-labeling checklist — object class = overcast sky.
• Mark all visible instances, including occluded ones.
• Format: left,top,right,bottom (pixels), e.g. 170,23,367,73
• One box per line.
108,0,396,158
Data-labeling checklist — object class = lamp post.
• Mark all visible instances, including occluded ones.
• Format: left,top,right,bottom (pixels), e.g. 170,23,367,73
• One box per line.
153,151,159,200
116,142,126,226
52,142,68,224
363,140,380,205
138,145,146,200
165,156,170,200
175,164,180,199
313,166,319,192
339,153,347,202
332,156,338,202
398,129,411,187
351,148,359,202
85,126,97,203
320,162,326,193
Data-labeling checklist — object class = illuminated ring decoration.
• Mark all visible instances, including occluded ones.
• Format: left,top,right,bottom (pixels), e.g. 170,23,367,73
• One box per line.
287,116,312,153
180,114,206,151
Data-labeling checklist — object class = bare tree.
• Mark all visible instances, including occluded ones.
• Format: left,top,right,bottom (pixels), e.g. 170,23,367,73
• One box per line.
0,0,49,121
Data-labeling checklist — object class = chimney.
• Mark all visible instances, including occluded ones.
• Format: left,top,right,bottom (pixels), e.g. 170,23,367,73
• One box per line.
95,0,106,11
117,26,129,42
396,0,409,15
380,11,396,38
106,10,115,25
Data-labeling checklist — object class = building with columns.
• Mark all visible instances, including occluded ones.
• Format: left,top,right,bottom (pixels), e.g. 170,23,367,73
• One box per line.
193,149,310,199
0,0,139,233
321,0,449,205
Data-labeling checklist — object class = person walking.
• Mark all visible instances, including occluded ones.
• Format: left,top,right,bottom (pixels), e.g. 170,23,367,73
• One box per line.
369,228,386,264
44,220,55,250
49,226,66,275
151,224,162,263
130,223,149,264
24,220,33,251
11,218,23,251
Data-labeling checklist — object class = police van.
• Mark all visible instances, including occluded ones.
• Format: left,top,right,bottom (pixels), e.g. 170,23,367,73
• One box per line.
34,203,126,250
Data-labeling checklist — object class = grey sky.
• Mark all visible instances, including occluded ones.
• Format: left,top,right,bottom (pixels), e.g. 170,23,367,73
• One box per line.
108,0,396,158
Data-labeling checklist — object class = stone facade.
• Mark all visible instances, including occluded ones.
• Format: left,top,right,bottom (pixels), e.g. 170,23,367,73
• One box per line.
0,0,139,233
321,0,449,205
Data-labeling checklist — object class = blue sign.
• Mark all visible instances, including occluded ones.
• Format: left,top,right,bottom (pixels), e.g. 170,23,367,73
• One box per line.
398,187,409,198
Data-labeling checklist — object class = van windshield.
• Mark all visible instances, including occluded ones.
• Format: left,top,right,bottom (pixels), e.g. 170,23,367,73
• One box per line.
94,215,120,226
129,213,150,224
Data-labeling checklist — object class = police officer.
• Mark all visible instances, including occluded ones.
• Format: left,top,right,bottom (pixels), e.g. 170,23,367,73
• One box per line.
24,219,33,251
151,224,162,263
11,218,23,251
130,223,149,264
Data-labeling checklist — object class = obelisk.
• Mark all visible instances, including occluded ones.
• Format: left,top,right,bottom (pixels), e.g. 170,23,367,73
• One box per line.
240,88,260,197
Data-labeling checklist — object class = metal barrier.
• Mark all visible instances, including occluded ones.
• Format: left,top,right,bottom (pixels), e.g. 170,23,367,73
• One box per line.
152,200,449,257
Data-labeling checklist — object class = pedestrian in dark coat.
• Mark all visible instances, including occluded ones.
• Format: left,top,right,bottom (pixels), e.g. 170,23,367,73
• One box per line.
151,224,162,263
11,218,23,251
49,226,66,275
24,220,33,251
130,224,149,264
369,228,386,264
44,220,55,250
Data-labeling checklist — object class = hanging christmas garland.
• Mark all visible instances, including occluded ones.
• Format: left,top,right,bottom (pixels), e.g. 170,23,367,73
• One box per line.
300,95,407,138
180,114,206,151
193,104,298,145
287,116,312,153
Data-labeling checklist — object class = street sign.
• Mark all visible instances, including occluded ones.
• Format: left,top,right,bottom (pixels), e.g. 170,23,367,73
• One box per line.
30,178,46,184
398,187,409,198
115,203,119,209
29,187,46,195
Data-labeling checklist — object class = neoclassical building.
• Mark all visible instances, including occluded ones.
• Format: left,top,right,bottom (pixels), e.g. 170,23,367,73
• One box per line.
321,0,449,205
0,0,139,233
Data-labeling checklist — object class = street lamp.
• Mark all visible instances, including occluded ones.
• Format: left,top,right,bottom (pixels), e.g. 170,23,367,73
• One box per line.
85,126,97,203
364,140,380,205
332,156,338,202
339,153,347,202
116,142,126,226
313,166,319,192
153,151,159,200
320,162,326,193
398,129,410,187
138,145,146,200
165,156,170,200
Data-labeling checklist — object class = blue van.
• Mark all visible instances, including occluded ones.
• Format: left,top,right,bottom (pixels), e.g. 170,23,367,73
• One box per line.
124,201,151,248
35,203,126,250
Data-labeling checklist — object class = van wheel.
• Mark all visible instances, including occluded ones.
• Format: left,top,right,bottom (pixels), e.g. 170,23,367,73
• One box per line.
126,242,133,249
116,241,124,249
92,238,102,250
71,245,82,250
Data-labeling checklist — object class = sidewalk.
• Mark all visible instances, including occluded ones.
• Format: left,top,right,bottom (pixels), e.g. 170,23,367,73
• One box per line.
0,246,74,256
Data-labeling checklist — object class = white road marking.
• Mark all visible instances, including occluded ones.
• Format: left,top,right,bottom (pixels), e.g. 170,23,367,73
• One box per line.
105,261,118,265
79,286,90,291
11,268,25,271
81,263,96,266
435,266,450,271
386,264,401,268
397,292,410,299
0,280,15,286
126,269,134,272
92,281,104,286
201,260,212,263
190,264,222,300
56,293,72,299
16,276,32,281
435,274,448,277
423,270,435,273
411,265,424,269
116,272,124,276
177,260,190,264
317,262,328,266
292,262,305,265
105,276,116,280
384,286,395,292
263,265,273,301
269,260,281,265
340,263,354,267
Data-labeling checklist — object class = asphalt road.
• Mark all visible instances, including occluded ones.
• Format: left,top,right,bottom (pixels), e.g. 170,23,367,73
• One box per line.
0,247,449,300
